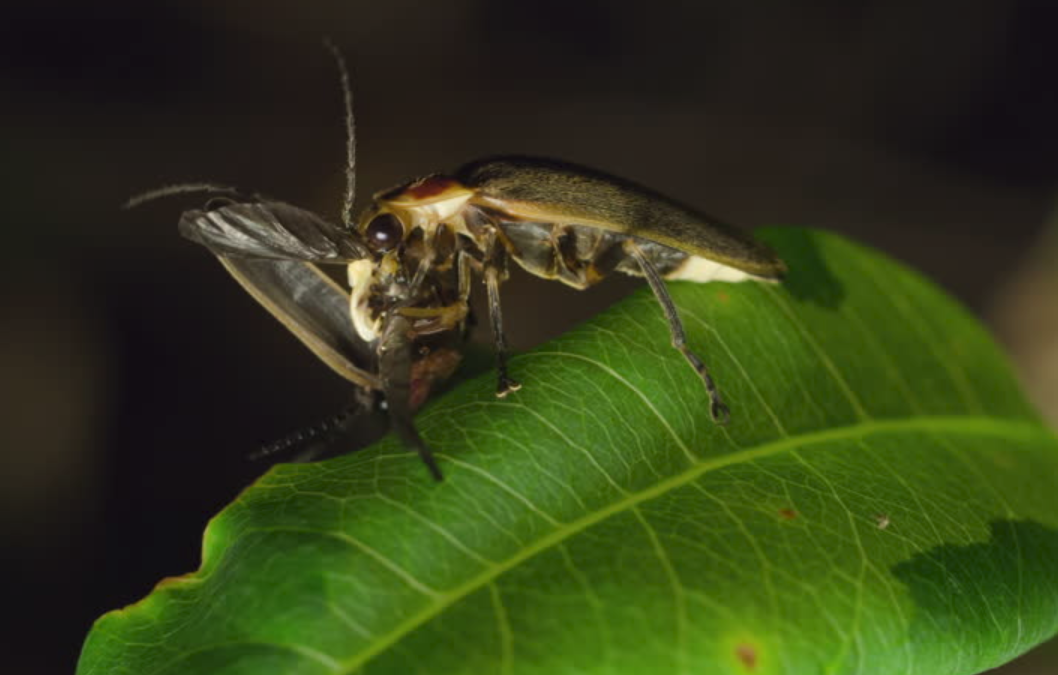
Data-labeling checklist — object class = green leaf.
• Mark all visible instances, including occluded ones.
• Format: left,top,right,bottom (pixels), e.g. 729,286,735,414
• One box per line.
78,228,1058,675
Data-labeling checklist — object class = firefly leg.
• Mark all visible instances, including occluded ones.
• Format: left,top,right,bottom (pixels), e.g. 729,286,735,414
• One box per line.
626,241,730,424
386,390,444,482
409,226,438,292
379,314,444,481
485,265,522,397
457,250,472,315
483,233,522,398
396,303,468,335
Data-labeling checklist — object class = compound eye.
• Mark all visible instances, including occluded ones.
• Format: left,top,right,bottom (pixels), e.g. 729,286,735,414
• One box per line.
365,213,404,251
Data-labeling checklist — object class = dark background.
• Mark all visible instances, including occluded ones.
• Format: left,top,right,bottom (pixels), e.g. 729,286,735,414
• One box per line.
1,2,1056,673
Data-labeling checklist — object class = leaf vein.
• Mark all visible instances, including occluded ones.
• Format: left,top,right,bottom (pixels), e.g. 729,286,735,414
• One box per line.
526,350,699,464
338,415,1048,673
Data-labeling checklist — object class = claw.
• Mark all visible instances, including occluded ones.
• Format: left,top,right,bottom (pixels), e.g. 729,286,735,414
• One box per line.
496,376,522,398
710,399,730,425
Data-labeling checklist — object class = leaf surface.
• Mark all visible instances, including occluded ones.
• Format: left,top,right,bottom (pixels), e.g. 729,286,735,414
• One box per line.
78,228,1058,675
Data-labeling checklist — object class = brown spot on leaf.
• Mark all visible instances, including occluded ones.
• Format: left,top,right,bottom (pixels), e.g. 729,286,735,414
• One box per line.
716,290,730,303
875,513,891,530
735,643,758,670
778,507,797,520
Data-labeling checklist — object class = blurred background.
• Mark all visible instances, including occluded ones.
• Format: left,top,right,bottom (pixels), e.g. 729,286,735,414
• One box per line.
1,1,1056,673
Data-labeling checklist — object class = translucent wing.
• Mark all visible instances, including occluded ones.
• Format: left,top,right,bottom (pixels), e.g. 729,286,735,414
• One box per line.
217,256,381,389
179,199,378,388
179,200,369,262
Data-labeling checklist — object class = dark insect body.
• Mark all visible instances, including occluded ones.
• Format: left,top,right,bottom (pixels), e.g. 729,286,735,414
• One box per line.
141,44,786,480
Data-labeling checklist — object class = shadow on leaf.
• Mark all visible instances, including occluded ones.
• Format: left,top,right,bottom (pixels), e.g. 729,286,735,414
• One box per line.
891,519,1058,670
761,228,845,308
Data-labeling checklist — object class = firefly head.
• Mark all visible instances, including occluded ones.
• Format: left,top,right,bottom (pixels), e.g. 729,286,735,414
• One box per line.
360,209,406,255
357,174,476,257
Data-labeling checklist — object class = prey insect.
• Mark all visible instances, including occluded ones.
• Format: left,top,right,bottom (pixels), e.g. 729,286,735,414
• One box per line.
141,44,786,481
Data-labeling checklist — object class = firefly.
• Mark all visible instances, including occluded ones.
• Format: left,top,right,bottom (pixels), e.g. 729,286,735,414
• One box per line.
137,43,786,480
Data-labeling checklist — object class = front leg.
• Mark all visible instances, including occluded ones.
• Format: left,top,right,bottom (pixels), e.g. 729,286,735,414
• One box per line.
378,314,444,481
483,231,522,398
396,303,469,335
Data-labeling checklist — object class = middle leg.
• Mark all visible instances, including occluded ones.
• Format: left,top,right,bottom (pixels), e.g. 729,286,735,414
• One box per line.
483,230,522,398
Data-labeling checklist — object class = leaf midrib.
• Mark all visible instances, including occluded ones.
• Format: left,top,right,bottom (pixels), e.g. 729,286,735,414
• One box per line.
339,415,1051,674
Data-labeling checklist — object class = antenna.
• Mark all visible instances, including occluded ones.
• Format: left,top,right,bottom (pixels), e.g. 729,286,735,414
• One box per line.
122,182,242,210
323,38,356,229
250,405,357,462
249,387,382,462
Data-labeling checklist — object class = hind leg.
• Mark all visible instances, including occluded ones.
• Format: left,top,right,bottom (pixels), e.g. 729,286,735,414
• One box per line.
625,241,730,424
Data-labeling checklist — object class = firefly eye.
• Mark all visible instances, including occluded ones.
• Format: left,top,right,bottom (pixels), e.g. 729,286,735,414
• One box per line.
365,213,404,251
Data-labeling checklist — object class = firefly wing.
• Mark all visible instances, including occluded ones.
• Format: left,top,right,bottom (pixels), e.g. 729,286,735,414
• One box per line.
179,200,369,262
180,200,379,389
216,256,381,389
456,156,786,279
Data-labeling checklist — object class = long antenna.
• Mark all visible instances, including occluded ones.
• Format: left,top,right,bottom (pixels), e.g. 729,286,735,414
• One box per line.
324,38,356,229
249,405,358,462
122,182,241,210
